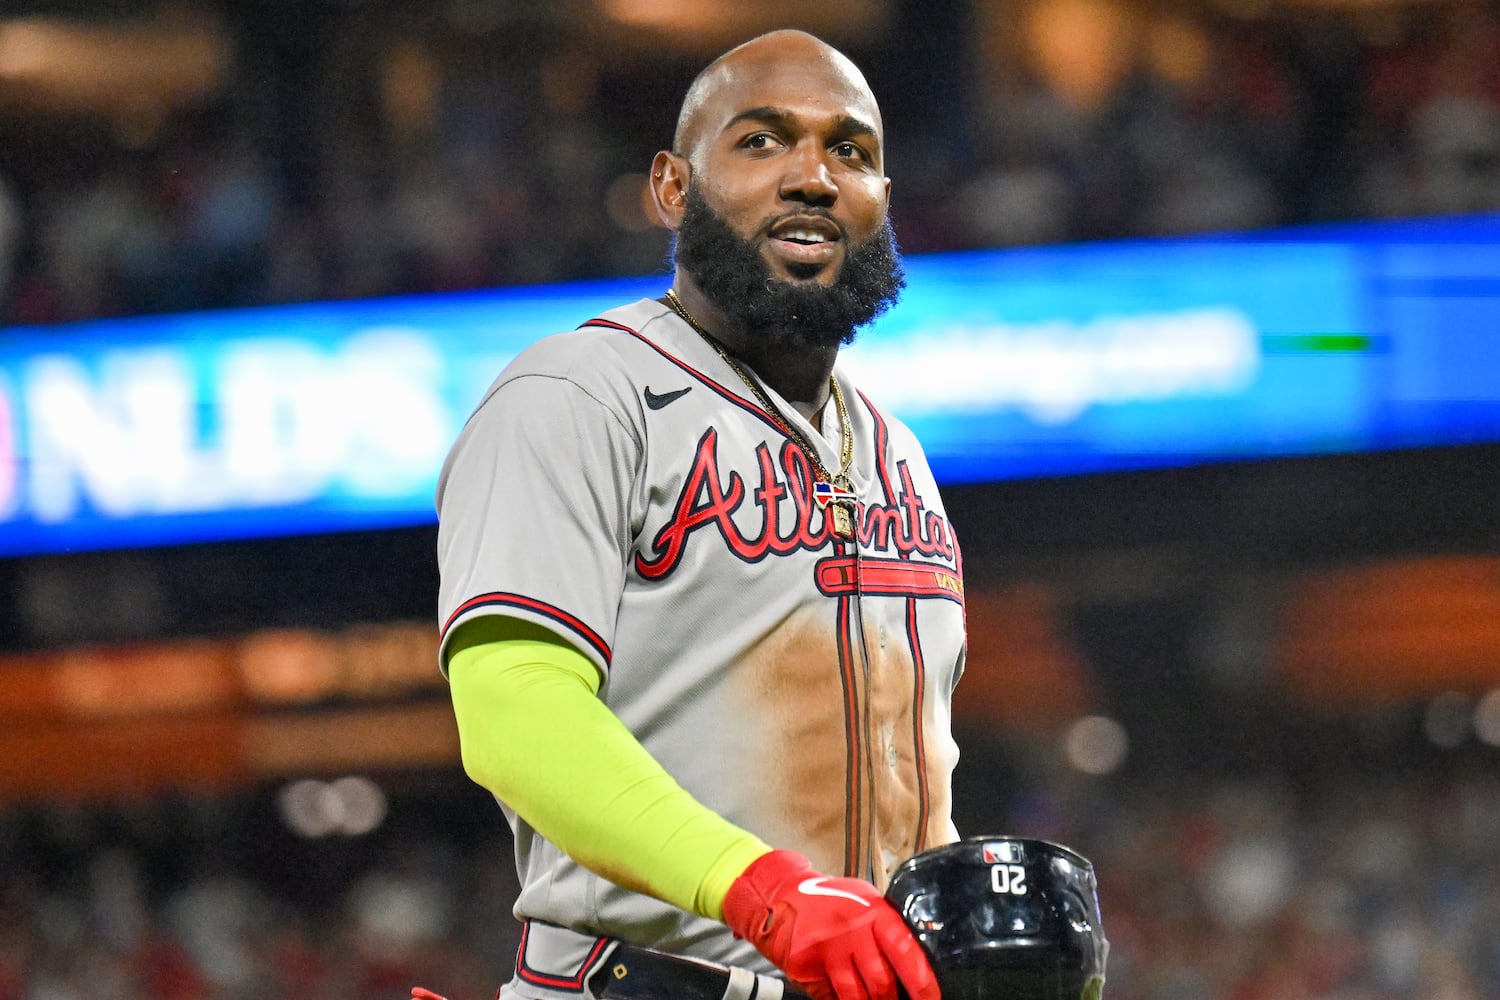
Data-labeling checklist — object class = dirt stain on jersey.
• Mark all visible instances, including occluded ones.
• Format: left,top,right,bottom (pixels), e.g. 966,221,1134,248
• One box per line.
732,604,940,885
731,607,848,875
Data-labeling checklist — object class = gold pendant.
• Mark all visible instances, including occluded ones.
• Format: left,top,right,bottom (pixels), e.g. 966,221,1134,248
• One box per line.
831,501,855,540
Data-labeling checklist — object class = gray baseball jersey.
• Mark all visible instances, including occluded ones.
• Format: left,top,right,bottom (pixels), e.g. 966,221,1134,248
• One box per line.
436,297,966,994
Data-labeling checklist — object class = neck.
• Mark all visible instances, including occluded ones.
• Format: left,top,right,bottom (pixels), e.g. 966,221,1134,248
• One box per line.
669,280,838,422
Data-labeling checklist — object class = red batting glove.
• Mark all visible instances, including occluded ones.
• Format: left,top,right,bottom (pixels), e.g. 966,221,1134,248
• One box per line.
722,850,940,1000
411,989,449,1000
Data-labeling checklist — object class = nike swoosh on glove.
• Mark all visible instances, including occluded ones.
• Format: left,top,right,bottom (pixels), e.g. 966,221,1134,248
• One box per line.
721,849,940,1000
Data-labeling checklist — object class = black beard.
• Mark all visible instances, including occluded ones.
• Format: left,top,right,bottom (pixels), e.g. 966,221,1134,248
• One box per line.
671,187,905,350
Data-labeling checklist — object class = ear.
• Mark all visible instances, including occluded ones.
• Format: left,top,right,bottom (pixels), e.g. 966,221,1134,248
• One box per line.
650,150,691,230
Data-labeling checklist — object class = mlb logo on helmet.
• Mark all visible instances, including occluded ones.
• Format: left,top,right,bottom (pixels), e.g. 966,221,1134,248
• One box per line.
981,841,1022,865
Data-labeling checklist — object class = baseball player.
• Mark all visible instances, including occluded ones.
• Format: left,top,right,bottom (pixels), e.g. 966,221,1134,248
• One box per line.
428,29,966,1000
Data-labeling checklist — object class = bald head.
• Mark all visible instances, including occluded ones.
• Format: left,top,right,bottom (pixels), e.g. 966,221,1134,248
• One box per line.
672,30,884,170
647,26,897,322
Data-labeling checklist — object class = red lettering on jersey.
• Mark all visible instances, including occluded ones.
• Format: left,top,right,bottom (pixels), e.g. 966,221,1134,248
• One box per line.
635,427,957,580
737,442,836,559
636,428,746,579
893,461,955,560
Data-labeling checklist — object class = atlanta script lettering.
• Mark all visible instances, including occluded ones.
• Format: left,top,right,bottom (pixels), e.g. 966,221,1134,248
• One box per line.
635,428,958,580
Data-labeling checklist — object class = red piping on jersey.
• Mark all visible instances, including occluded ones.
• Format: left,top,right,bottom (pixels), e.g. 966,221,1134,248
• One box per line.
443,592,612,666
835,593,865,877
907,597,931,853
514,921,611,991
859,389,897,507
815,557,964,604
580,317,790,439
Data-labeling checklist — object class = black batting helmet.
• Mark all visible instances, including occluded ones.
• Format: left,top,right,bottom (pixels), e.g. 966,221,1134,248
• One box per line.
885,837,1108,1000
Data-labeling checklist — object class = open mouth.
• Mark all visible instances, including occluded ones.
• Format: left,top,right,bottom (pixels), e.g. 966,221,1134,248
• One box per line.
771,216,843,243
768,217,842,270
778,228,834,246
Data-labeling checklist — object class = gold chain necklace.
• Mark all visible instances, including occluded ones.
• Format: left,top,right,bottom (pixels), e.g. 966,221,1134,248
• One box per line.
664,288,859,539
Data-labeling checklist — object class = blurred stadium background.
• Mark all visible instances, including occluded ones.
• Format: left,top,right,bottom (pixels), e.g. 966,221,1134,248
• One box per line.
2,0,1500,997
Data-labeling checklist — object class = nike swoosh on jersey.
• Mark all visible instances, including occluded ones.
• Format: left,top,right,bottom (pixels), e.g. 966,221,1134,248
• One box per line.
797,877,872,906
644,385,693,409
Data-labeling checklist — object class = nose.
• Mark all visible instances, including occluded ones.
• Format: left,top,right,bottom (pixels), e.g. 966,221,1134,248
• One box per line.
778,141,838,207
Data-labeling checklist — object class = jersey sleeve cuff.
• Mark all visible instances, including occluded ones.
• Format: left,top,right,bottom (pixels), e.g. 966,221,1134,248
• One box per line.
440,593,611,679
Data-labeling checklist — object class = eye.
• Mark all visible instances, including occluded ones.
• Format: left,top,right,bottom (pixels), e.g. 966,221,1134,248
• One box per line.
741,132,784,151
832,140,871,163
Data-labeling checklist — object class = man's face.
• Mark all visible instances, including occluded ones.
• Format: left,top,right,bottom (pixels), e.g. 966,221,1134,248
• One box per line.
671,38,903,347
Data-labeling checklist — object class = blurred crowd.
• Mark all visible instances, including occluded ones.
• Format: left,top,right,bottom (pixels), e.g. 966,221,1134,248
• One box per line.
0,777,521,1000
1074,769,1500,1000
0,1,1497,327
3,750,1499,1000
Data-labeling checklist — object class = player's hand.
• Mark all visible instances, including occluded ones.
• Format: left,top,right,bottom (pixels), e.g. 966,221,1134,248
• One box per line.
721,849,939,1000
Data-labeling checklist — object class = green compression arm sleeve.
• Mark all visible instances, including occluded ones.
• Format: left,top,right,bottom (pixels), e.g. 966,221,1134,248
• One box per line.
446,619,770,921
